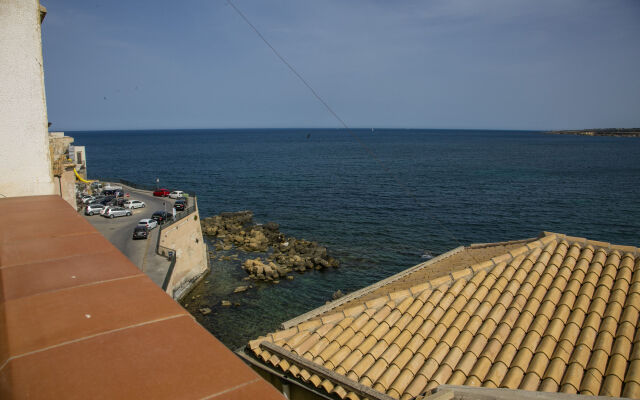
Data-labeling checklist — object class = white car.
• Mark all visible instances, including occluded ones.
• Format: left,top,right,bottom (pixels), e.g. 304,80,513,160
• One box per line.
168,190,184,199
124,200,146,209
137,218,158,229
81,195,95,204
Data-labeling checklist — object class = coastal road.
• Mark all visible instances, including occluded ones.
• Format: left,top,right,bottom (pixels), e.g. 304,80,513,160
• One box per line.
82,185,180,286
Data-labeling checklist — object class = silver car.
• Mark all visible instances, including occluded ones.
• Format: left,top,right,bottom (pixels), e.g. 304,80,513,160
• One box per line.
103,206,132,219
85,204,104,216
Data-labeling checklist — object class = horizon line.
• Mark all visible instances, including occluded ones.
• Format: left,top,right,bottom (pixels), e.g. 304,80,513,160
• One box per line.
58,127,547,133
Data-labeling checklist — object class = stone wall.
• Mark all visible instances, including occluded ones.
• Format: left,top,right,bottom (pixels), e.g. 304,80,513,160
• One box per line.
0,0,55,197
49,132,76,208
159,204,209,300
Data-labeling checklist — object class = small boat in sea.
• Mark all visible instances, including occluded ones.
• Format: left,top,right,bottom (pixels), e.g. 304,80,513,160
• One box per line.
421,251,434,260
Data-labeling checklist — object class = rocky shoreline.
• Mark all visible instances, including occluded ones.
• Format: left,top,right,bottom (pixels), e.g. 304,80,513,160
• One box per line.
201,211,339,283
544,128,640,137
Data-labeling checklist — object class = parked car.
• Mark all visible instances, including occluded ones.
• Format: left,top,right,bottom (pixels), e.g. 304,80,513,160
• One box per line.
153,188,171,197
100,205,112,216
124,200,145,209
99,196,114,205
151,211,170,224
168,190,184,199
85,204,104,216
132,226,149,240
81,195,94,204
137,218,158,230
103,207,132,219
174,198,186,211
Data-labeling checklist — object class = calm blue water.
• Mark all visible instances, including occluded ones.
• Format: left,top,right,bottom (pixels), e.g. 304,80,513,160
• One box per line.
70,129,640,348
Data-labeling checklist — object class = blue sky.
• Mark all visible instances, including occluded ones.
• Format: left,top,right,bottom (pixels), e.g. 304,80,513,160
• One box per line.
42,0,640,131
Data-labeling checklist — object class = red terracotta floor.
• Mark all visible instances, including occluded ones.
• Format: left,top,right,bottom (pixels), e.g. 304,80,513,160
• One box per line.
0,195,284,400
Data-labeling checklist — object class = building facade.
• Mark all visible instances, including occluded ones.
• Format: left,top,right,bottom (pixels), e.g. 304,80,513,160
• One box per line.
0,0,55,197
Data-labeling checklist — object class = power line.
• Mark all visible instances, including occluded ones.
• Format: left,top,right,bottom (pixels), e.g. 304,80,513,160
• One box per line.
225,0,477,262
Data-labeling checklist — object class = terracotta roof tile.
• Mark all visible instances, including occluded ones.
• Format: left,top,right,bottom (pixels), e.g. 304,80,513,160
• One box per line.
246,234,640,399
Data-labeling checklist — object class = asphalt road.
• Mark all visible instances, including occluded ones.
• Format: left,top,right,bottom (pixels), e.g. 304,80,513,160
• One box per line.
82,186,181,284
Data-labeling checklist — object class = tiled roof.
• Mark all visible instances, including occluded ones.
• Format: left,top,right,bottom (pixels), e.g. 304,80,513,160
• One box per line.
1,195,284,399
247,233,640,400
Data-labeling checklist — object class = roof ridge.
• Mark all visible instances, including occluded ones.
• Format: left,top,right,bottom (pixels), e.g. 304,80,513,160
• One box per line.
545,232,639,255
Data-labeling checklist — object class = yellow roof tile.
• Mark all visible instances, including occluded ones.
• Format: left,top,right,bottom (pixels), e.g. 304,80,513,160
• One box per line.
469,355,499,384
553,338,576,365
585,348,609,377
573,294,591,313
579,371,601,396
511,346,535,371
494,342,518,366
612,332,633,356
560,362,584,393
403,374,428,399
476,318,497,340
466,334,489,359
519,372,542,391
542,357,567,386
246,236,640,400
486,361,512,387
602,353,627,396
540,378,559,392
527,352,550,378
623,380,640,399
428,363,454,389
568,344,592,368
348,353,375,380
335,349,363,375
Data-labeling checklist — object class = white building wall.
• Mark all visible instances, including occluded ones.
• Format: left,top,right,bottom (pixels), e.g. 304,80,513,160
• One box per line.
0,0,55,197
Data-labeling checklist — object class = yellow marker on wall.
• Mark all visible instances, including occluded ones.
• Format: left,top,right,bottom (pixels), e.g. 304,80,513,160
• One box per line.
73,168,95,183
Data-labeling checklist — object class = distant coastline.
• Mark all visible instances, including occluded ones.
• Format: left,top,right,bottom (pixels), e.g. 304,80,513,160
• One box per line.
544,128,640,137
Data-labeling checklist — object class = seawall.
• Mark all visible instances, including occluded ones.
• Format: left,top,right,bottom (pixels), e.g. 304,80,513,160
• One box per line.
158,199,209,300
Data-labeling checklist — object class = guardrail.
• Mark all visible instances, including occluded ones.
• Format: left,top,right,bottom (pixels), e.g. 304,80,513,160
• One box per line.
159,205,197,230
93,177,195,197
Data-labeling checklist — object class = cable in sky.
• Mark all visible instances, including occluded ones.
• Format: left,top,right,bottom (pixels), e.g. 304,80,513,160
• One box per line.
225,0,477,261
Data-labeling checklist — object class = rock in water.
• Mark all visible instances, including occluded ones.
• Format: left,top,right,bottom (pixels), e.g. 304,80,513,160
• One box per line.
332,290,345,300
201,210,340,280
221,300,232,306
199,307,212,315
233,285,248,293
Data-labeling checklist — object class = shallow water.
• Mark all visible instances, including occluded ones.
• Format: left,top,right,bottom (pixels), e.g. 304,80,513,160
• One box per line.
71,129,640,348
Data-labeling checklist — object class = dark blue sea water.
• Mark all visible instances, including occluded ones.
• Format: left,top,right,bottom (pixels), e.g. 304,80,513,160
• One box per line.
70,129,640,348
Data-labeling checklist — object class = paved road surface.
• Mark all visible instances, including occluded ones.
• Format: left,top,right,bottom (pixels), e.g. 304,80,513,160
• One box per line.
82,185,181,287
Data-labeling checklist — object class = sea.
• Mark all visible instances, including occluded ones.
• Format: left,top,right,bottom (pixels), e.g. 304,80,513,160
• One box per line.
70,128,640,349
